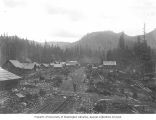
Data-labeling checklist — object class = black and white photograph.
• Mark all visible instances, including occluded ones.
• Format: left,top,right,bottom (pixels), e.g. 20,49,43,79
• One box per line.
0,0,156,117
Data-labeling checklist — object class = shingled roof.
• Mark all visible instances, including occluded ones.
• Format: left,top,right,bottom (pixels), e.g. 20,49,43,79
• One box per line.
103,61,116,65
0,67,21,81
53,64,63,68
9,60,23,68
9,60,35,69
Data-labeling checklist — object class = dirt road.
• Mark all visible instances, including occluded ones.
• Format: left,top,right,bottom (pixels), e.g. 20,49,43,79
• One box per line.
71,67,87,92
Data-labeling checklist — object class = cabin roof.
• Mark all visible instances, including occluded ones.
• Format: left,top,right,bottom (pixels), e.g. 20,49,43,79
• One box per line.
9,60,35,69
9,60,23,68
0,67,21,81
53,64,63,68
41,63,49,67
16,93,25,98
66,61,79,66
67,61,78,63
23,63,35,69
103,61,116,66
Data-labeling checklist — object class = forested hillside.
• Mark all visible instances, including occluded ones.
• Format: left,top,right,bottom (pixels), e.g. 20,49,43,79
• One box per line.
1,30,156,72
69,29,156,51
0,35,63,65
0,35,104,65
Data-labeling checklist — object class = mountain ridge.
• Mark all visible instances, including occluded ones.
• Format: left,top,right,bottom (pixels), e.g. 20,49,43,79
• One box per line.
46,29,156,51
66,29,156,51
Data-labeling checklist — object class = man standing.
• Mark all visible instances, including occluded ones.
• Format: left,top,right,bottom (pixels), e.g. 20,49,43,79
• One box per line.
73,82,76,92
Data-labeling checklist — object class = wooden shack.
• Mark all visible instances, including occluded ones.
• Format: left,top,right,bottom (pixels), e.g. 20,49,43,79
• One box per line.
66,61,80,68
2,60,35,76
40,63,49,69
102,61,117,72
53,64,63,69
0,67,21,90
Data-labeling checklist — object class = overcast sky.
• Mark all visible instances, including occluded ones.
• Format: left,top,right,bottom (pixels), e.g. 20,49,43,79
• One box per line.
0,0,156,42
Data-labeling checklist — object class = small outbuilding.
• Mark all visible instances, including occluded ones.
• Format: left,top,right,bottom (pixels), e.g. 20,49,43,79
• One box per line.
66,61,80,67
53,64,63,68
102,61,117,71
40,63,49,69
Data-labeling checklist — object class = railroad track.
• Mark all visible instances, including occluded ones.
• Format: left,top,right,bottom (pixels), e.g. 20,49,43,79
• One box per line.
52,96,75,113
35,95,75,114
35,95,65,114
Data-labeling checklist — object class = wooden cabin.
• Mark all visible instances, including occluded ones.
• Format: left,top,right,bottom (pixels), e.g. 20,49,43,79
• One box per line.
2,60,35,76
40,63,49,69
53,64,63,70
66,61,80,68
0,67,21,90
102,61,117,72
